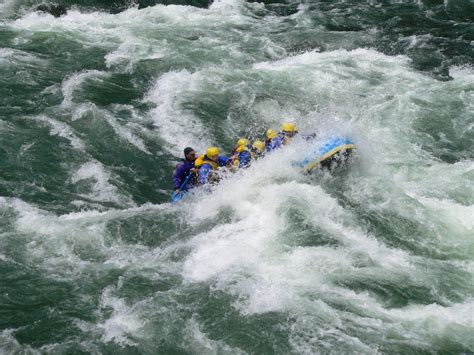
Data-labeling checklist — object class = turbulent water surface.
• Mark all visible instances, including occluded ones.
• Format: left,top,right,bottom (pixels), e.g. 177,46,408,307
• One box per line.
1,0,473,353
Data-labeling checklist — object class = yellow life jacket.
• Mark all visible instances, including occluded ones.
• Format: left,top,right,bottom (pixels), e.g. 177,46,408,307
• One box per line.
194,155,219,170
231,155,240,169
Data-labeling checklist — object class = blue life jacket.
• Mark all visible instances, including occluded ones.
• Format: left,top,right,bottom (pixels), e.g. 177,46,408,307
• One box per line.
196,156,229,185
237,150,251,168
266,135,285,152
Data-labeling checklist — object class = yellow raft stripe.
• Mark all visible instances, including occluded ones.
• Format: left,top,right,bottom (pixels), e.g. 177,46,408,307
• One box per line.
302,144,355,173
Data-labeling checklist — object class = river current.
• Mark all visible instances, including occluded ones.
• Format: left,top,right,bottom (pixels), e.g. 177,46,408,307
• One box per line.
0,0,473,353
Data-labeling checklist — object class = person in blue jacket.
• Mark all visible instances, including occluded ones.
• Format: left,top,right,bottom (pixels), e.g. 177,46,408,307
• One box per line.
265,129,285,152
172,147,197,193
195,147,229,185
231,138,252,168
265,122,299,152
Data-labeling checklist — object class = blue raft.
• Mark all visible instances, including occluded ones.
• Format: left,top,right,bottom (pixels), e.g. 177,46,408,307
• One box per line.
296,136,355,174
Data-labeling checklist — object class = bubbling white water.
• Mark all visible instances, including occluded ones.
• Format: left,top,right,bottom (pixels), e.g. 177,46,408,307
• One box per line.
2,0,473,352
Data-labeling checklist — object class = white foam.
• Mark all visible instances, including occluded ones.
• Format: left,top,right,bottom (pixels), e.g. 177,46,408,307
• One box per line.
104,37,166,71
98,286,144,346
145,70,213,155
11,10,122,48
66,101,151,154
250,49,430,161
0,47,17,60
102,112,151,154
253,48,411,73
4,5,473,351
393,160,473,221
4,198,99,278
0,253,13,263
30,115,85,150
8,197,166,238
449,65,474,81
387,299,474,326
9,3,254,73
2,198,187,350
0,0,14,18
0,328,40,355
70,161,135,207
181,146,416,319
61,70,109,107
3,197,177,289
287,288,474,352
183,317,246,354
209,0,245,14
70,102,98,121
0,47,46,65
413,195,474,230
174,130,471,349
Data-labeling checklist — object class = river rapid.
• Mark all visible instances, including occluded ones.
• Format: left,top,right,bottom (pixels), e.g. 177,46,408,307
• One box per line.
1,0,473,353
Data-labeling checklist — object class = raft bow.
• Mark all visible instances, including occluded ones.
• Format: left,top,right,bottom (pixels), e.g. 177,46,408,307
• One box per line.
298,136,355,174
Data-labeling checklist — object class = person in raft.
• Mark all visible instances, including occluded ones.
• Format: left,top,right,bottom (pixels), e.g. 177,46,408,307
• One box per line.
250,140,265,160
280,122,298,141
265,129,284,152
265,122,299,152
172,147,197,193
231,138,252,168
195,147,230,185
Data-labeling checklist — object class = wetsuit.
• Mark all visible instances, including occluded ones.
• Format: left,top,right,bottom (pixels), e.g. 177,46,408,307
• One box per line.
172,159,195,190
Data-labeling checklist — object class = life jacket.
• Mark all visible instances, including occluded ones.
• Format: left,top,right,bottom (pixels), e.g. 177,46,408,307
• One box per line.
229,145,249,168
238,150,251,168
279,132,290,145
266,136,285,152
194,155,219,170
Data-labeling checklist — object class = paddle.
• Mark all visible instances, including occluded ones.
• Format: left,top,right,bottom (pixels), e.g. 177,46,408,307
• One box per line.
171,173,192,203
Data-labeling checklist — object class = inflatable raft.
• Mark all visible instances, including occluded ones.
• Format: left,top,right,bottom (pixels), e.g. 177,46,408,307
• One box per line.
171,135,356,202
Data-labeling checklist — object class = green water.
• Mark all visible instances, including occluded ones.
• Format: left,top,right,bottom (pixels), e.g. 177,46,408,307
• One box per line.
1,0,473,353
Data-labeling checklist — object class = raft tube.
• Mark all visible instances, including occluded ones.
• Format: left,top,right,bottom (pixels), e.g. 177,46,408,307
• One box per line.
296,136,355,174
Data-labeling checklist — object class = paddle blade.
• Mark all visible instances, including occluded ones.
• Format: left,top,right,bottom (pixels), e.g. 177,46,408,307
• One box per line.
171,191,185,203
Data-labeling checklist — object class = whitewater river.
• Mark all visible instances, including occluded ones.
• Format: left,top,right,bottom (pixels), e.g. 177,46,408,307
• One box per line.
1,0,473,353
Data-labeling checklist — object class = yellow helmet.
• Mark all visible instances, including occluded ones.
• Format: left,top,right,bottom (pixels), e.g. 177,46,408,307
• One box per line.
281,122,296,132
205,146,219,157
266,129,277,139
252,140,265,152
236,138,248,147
